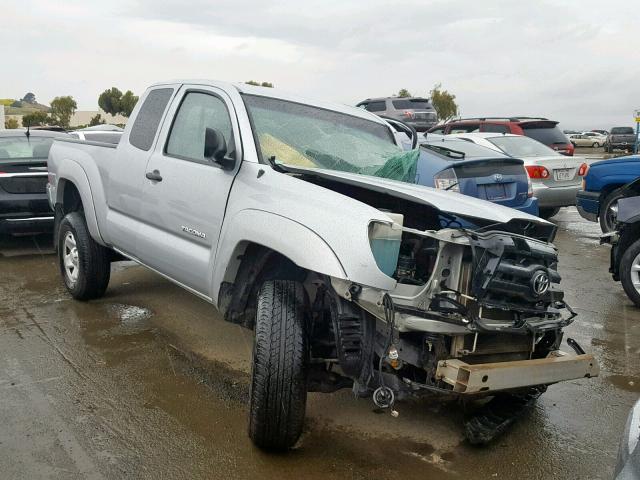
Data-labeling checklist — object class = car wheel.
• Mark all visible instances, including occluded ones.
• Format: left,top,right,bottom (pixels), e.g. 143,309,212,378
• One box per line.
592,142,600,148
249,280,308,450
539,207,560,219
599,188,624,233
57,211,111,300
619,239,640,307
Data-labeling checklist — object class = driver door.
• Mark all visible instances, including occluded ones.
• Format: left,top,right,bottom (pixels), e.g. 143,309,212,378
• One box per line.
137,86,242,298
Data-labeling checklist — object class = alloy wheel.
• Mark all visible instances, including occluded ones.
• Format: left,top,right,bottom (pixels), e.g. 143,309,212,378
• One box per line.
63,231,79,286
631,252,640,296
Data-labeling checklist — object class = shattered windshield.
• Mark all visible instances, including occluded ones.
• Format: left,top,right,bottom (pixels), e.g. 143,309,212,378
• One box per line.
243,94,420,182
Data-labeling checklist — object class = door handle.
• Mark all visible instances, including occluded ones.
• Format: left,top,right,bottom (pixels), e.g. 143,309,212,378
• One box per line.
145,170,162,182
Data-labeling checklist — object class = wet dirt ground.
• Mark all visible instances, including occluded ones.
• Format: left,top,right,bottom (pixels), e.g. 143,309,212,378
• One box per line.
1,207,638,479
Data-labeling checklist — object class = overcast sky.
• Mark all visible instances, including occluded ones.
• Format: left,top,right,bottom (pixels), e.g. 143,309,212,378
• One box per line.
2,0,638,129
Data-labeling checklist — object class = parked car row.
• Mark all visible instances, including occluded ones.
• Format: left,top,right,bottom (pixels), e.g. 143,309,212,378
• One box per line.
426,117,575,156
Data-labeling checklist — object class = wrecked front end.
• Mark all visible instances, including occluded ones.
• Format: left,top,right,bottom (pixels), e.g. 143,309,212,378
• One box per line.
325,215,598,403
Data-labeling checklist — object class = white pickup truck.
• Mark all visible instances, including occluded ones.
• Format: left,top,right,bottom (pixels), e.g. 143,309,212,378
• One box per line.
47,80,598,450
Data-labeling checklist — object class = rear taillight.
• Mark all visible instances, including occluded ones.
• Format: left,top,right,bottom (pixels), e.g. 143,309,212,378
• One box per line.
433,168,460,192
565,143,575,156
525,165,550,179
577,163,589,176
403,110,414,119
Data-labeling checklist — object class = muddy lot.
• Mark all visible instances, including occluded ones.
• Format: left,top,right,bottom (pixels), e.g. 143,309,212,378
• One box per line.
1,207,638,479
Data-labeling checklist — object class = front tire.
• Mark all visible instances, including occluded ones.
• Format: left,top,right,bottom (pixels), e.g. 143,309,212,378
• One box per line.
620,239,640,307
592,142,600,148
599,188,624,233
249,280,308,450
57,211,111,300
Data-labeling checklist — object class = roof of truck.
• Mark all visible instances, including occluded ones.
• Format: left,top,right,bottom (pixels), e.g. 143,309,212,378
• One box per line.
150,79,388,126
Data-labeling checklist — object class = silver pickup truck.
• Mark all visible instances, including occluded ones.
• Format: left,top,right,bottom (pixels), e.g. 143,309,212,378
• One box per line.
47,80,598,450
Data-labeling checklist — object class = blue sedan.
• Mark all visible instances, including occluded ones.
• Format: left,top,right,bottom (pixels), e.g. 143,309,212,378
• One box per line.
415,137,539,216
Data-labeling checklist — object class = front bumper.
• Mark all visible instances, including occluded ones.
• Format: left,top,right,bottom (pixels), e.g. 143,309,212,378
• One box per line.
576,189,600,222
436,351,599,394
532,183,580,208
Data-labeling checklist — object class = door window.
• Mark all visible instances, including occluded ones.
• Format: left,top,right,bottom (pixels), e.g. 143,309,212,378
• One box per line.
166,92,234,162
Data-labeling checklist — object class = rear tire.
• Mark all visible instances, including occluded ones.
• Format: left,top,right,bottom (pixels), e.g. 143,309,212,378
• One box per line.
619,239,640,307
599,188,624,233
57,211,110,300
249,280,308,450
592,142,600,148
539,207,560,219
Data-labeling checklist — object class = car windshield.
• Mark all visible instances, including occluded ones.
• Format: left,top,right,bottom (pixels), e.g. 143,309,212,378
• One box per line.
422,139,509,160
611,127,634,135
487,135,559,157
243,95,420,181
0,136,55,160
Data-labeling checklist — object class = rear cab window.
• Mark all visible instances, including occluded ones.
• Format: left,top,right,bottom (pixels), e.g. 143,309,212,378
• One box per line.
611,127,634,135
129,88,174,151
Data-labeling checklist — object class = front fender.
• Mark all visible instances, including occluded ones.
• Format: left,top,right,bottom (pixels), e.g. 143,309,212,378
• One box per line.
212,209,347,303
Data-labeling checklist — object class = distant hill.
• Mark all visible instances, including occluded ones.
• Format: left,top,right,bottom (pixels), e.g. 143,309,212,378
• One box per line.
5,100,50,116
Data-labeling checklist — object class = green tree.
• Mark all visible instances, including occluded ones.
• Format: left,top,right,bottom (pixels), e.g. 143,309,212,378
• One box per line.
430,83,459,122
5,118,19,129
119,90,139,117
22,92,36,104
397,88,411,98
89,113,106,126
22,111,50,127
50,96,77,128
98,87,138,117
98,87,122,116
245,80,274,88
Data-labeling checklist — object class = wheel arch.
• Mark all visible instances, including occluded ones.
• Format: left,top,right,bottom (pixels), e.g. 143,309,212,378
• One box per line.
54,166,104,244
213,209,348,325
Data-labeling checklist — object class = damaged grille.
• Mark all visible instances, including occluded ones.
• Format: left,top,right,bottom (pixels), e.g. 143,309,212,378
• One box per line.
469,233,563,312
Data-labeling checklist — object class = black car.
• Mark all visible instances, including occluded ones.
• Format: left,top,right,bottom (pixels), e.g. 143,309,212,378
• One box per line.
0,129,68,235
604,178,640,306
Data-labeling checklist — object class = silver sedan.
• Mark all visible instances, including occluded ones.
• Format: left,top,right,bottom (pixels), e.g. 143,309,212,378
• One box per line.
448,132,588,219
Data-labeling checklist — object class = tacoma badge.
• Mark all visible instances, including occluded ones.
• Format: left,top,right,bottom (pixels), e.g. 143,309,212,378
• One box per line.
181,226,206,239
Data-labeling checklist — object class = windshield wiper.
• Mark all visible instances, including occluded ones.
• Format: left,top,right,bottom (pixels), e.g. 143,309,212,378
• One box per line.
422,144,465,159
266,155,289,173
445,182,459,191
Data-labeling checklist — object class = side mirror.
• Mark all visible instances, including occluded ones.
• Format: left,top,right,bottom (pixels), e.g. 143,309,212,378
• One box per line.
204,127,235,170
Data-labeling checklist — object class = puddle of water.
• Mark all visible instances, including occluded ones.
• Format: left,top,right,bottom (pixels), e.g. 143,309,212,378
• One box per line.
108,303,153,327
607,374,640,393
